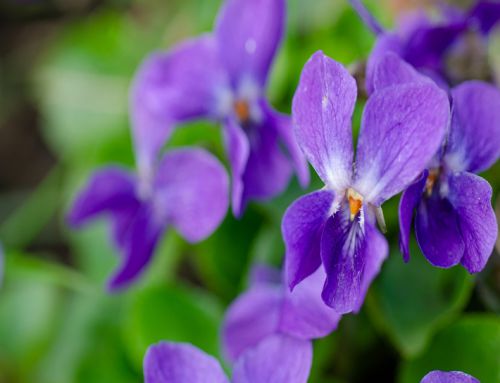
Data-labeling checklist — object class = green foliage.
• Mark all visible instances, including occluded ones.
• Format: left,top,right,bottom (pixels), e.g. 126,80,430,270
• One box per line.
0,275,61,379
399,316,500,383
123,283,223,371
368,243,474,357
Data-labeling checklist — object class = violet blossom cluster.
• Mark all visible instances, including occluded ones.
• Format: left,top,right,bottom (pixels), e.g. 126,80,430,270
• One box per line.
68,0,308,290
67,0,500,381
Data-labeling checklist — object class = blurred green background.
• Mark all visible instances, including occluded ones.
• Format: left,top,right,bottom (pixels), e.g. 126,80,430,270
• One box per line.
0,0,499,382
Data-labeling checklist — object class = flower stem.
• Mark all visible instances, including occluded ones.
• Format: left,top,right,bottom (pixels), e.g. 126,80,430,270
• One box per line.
347,0,384,35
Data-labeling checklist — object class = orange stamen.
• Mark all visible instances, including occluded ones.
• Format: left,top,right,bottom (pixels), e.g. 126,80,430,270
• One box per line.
234,100,251,123
347,189,363,220
425,169,439,196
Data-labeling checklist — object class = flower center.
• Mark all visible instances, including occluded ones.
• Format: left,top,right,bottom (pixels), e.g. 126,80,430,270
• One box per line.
425,168,440,196
347,188,363,221
233,99,251,124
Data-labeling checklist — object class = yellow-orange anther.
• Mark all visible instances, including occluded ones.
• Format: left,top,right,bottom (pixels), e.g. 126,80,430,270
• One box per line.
425,169,439,196
234,100,251,123
347,189,363,221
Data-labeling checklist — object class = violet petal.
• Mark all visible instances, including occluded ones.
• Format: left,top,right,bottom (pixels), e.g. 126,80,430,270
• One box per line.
131,35,226,177
320,203,366,314
448,171,497,273
282,189,335,290
398,171,428,262
223,118,250,217
68,167,139,228
371,52,432,92
420,370,479,383
353,221,388,313
222,285,282,362
366,33,404,94
143,342,229,383
280,267,341,339
262,103,310,188
292,51,356,191
239,110,294,212
445,81,500,173
232,335,312,383
355,83,449,205
415,191,464,269
403,22,466,75
215,0,284,88
107,205,164,290
469,0,500,34
154,148,229,243
67,167,141,250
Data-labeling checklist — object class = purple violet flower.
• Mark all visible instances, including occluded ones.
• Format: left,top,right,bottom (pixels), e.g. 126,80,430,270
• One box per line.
383,61,500,273
68,148,229,290
362,0,500,90
143,265,333,382
131,0,309,217
421,370,479,383
369,47,500,273
368,49,500,274
222,266,340,362
282,51,450,314
143,335,312,383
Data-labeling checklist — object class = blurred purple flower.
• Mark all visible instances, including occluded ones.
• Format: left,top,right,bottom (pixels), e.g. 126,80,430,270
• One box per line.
68,148,228,290
421,370,479,383
222,266,341,362
363,0,500,90
282,51,449,314
131,0,309,217
143,335,312,383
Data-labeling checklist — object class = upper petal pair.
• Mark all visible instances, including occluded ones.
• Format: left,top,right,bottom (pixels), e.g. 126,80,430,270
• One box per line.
293,51,449,205
369,55,500,176
144,336,311,383
132,0,285,177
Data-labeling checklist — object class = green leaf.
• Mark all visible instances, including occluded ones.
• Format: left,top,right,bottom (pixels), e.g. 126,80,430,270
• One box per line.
74,311,139,383
35,292,135,383
123,283,223,371
367,243,473,357
0,263,62,381
5,252,93,294
33,7,166,162
193,209,264,302
68,222,120,285
399,315,500,383
0,168,62,249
